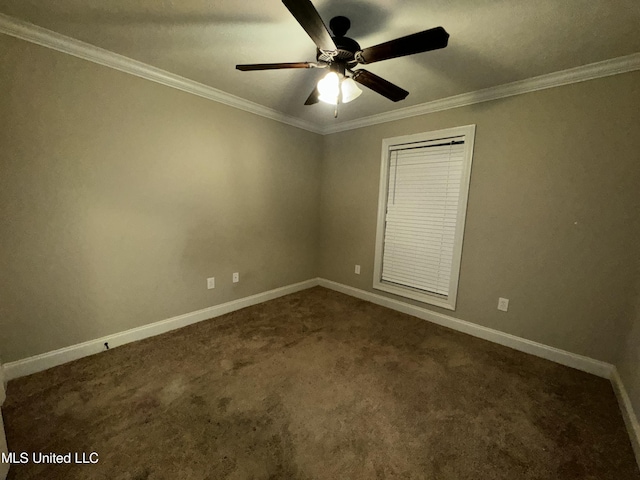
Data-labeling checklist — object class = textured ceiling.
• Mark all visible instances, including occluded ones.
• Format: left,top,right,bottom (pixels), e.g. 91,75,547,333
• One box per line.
1,0,639,127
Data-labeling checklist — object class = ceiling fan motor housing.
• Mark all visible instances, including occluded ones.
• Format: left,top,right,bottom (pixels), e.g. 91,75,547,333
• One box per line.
316,16,361,63
316,36,361,63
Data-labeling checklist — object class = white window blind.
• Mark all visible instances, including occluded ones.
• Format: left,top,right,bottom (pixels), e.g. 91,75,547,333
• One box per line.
381,137,466,298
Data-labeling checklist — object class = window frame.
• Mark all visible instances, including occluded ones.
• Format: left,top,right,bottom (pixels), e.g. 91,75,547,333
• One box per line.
373,125,476,310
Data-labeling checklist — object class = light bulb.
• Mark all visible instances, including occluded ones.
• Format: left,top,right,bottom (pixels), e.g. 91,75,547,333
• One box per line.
317,72,340,105
340,78,362,103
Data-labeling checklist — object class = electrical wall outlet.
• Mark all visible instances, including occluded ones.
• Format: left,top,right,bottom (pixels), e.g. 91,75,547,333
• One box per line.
498,297,509,312
232,272,239,283
207,277,215,289
355,264,361,275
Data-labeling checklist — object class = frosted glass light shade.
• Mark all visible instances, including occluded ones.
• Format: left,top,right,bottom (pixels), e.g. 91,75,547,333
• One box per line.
317,72,340,104
340,78,362,103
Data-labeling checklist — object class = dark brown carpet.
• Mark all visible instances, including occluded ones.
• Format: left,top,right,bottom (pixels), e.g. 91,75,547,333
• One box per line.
3,287,639,479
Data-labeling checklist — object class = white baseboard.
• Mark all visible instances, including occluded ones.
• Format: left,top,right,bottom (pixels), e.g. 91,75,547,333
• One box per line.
3,278,319,381
318,278,614,378
611,368,640,467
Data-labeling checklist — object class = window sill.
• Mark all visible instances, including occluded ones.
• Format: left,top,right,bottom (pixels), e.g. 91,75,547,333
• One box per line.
373,281,456,311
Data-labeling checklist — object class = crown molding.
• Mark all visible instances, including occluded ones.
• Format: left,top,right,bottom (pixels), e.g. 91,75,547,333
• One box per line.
1,13,639,137
0,13,323,135
321,52,640,135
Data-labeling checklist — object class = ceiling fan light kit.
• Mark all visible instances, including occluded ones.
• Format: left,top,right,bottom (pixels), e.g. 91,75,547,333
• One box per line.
236,0,449,115
316,62,363,105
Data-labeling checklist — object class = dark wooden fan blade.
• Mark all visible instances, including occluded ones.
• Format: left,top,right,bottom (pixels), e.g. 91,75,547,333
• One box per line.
236,62,315,71
282,0,337,52
304,86,320,105
352,70,409,102
355,27,449,64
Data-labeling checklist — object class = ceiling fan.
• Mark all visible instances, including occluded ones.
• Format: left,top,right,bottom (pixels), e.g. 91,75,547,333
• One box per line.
236,0,449,114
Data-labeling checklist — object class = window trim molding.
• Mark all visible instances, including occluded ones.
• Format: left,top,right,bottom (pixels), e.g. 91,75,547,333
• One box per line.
373,124,476,310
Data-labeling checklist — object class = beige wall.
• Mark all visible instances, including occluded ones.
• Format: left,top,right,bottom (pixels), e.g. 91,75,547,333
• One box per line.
0,35,323,362
319,71,640,364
